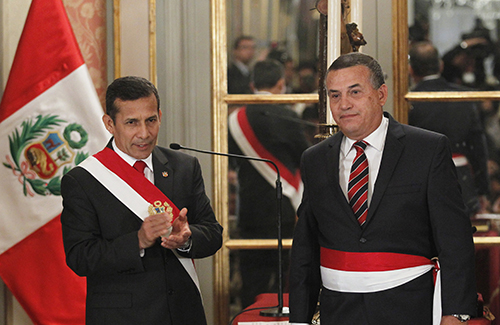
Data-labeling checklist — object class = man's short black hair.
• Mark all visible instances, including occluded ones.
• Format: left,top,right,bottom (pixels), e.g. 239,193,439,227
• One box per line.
252,59,284,90
327,52,385,89
233,35,254,50
409,41,440,77
105,76,160,122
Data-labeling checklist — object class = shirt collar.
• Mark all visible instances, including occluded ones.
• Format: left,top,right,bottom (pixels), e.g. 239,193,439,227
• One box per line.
112,139,153,171
422,74,440,81
341,116,389,157
254,90,272,95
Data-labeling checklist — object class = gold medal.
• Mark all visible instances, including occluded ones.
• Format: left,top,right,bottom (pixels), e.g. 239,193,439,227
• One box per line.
148,200,173,216
148,201,173,237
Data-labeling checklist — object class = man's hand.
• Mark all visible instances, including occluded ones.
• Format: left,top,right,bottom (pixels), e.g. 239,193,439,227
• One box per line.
161,208,192,249
138,212,172,249
441,315,468,325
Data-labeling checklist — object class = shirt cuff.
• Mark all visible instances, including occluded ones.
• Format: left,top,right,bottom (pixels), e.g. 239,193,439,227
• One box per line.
177,237,192,253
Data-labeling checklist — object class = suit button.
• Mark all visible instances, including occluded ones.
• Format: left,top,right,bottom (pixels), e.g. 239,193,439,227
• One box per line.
168,289,174,295
359,237,367,243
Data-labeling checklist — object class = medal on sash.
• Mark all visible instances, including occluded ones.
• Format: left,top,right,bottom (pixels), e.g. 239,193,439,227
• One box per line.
148,200,174,237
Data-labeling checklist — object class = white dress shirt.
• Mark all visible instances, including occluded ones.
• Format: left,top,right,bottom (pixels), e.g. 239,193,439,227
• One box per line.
339,116,388,206
112,139,154,183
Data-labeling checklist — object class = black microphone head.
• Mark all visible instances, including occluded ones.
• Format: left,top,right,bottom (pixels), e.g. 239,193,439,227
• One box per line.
169,143,182,150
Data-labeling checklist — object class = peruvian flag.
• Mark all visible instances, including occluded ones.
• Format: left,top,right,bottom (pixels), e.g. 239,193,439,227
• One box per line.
0,0,108,323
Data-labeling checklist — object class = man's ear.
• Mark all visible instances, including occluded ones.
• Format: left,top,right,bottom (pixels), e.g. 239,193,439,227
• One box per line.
102,114,114,134
378,84,389,106
277,78,286,94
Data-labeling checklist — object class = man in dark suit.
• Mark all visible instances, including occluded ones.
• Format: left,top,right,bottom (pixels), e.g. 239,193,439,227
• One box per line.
61,76,223,324
409,41,490,216
289,53,476,324
227,35,256,94
229,59,310,308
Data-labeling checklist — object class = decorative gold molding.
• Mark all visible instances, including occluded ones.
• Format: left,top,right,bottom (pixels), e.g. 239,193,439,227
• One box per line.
225,239,293,250
392,0,408,123
211,0,229,324
406,91,500,102
113,0,121,79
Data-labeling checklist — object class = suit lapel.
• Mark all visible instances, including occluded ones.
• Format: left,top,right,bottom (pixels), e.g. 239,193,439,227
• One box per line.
152,147,174,200
326,134,358,224
365,114,405,226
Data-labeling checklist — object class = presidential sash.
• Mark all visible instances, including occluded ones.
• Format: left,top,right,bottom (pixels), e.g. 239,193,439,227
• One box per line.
320,247,441,325
228,107,303,210
78,147,201,293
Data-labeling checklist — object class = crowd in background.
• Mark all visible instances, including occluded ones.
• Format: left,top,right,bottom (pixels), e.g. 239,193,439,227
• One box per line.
410,18,500,217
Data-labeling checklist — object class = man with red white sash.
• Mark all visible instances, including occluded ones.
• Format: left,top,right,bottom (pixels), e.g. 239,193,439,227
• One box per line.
289,53,477,325
228,59,310,308
61,76,222,324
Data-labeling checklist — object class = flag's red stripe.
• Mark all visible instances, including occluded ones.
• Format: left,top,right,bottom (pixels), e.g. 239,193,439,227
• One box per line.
0,0,84,122
0,216,86,324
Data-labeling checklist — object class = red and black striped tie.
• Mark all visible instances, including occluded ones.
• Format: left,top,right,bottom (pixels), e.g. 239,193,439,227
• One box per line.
348,141,369,226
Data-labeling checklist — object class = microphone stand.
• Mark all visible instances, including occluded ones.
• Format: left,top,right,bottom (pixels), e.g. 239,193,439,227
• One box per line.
169,143,289,317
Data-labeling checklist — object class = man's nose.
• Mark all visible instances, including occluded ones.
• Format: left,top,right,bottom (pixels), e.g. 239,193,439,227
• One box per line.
136,123,148,138
339,95,351,110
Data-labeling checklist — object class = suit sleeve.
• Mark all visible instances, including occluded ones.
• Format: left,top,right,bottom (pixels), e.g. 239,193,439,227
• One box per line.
427,136,477,316
467,104,490,196
61,171,145,277
289,153,321,323
179,157,223,259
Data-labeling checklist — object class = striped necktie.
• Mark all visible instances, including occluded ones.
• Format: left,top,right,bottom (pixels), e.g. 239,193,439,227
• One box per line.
348,141,369,226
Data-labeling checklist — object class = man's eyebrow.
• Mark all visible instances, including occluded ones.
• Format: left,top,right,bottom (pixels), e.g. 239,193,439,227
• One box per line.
328,83,361,93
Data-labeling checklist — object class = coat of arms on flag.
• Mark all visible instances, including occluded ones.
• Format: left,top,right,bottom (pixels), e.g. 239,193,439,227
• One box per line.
3,115,91,196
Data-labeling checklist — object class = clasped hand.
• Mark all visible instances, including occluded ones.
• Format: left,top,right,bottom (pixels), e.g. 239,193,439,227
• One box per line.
138,208,191,250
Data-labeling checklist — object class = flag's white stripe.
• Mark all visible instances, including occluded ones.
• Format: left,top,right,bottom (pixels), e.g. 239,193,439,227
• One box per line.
228,110,303,210
79,156,201,294
0,65,108,254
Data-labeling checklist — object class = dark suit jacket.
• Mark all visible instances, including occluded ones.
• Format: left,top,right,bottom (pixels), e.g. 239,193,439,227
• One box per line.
61,142,223,324
289,113,477,324
409,77,489,199
227,62,252,94
228,104,310,238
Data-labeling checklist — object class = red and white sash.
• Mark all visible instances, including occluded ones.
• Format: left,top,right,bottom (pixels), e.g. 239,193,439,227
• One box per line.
320,247,441,325
228,107,303,210
78,147,201,293
452,153,469,167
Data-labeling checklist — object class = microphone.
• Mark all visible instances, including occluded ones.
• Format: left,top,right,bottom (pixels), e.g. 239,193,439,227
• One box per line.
170,143,278,173
169,143,289,318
